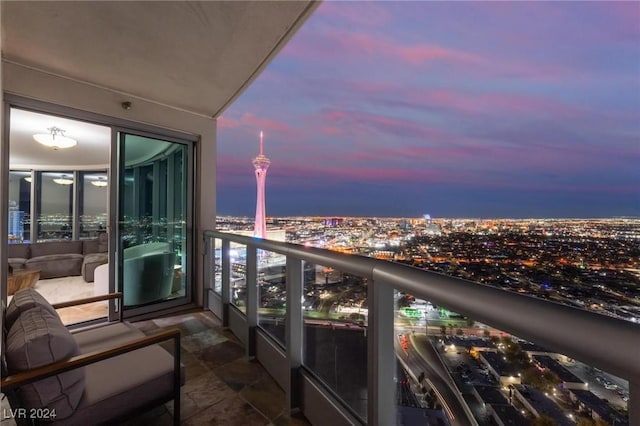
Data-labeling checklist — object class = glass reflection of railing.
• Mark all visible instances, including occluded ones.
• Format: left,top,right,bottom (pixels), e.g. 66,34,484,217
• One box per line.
257,250,287,344
204,230,639,426
302,263,368,420
213,238,222,294
229,245,248,314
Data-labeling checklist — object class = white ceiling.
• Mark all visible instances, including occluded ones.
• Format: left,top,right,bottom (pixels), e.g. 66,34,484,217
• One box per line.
2,1,317,169
1,1,317,118
9,109,111,170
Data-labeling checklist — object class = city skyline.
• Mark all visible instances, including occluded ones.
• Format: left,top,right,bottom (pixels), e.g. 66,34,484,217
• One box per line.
217,2,639,218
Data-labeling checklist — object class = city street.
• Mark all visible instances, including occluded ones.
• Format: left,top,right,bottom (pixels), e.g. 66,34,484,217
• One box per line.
395,329,474,426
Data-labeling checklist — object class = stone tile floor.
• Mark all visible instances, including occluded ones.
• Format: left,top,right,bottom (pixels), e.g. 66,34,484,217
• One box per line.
1,310,309,426
123,310,311,426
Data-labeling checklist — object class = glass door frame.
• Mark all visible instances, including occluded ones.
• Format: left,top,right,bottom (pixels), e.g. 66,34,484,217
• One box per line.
110,126,195,318
2,95,197,321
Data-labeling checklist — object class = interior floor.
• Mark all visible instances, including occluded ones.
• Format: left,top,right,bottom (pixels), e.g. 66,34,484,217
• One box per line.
8,275,107,324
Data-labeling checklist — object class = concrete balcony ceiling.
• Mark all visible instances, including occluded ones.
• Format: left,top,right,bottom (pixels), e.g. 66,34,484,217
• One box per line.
1,1,317,117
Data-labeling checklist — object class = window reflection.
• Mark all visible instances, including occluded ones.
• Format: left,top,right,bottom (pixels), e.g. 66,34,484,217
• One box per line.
8,170,108,243
8,171,31,243
119,135,188,307
80,172,108,239
37,171,74,241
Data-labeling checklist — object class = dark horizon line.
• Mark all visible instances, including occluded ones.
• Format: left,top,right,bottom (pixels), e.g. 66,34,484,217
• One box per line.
216,213,640,221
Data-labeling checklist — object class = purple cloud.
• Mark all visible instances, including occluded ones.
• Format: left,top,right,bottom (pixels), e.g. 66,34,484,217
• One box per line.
217,1,640,217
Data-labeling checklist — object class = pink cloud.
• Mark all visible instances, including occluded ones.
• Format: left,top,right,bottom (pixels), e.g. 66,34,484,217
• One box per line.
359,32,484,66
413,89,586,119
317,2,391,27
337,80,588,120
283,25,575,83
320,126,344,136
358,144,491,164
218,113,295,134
283,29,483,68
320,108,466,144
269,162,464,185
607,2,640,37
395,45,481,65
219,139,639,196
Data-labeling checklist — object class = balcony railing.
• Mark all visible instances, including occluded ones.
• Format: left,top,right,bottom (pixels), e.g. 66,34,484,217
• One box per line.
204,230,639,426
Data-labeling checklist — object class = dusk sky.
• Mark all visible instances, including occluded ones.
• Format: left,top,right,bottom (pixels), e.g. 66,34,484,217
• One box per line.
217,1,640,219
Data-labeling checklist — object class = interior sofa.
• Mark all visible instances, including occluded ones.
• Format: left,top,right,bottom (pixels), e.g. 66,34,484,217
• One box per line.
1,288,182,425
7,234,107,282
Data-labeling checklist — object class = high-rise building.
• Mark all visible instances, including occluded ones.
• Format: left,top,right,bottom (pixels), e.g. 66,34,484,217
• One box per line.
423,213,441,235
253,131,270,238
8,200,24,242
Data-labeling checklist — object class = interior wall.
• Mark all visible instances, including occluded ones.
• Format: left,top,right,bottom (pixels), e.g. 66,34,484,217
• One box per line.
2,61,217,307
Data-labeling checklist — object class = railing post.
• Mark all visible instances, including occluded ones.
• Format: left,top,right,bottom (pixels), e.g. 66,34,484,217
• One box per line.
221,239,231,328
203,235,212,307
246,245,258,357
367,278,396,426
207,230,639,426
286,256,303,414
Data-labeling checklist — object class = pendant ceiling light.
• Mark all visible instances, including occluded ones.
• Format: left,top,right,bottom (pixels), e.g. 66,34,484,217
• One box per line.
91,177,108,187
53,175,74,185
33,126,77,149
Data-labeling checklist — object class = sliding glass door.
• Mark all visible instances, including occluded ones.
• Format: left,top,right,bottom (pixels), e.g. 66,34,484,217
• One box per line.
115,131,192,313
4,99,196,321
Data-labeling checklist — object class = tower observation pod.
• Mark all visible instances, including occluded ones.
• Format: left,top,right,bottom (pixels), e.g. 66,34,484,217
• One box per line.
253,131,270,238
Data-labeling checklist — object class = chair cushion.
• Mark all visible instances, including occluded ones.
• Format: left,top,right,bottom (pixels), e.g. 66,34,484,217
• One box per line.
48,322,179,425
72,321,145,353
97,232,108,252
82,240,100,255
5,288,59,330
26,254,84,279
8,258,27,270
83,253,108,265
5,307,84,420
30,241,83,257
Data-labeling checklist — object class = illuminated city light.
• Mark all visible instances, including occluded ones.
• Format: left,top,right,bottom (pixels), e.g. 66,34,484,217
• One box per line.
216,215,635,424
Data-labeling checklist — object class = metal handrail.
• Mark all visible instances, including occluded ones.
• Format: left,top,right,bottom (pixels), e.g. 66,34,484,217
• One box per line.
206,229,638,426
205,230,639,384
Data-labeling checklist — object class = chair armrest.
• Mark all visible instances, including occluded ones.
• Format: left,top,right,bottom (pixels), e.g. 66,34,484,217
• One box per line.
1,327,181,391
51,292,123,310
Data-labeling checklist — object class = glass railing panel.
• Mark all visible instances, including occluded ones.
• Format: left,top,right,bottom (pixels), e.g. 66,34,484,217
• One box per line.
302,262,368,421
394,294,630,426
394,291,454,425
257,249,287,345
213,238,222,294
229,243,247,313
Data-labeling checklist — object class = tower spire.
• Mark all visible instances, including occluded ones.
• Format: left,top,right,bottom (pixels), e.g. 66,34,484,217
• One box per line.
253,130,270,238
260,130,264,156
